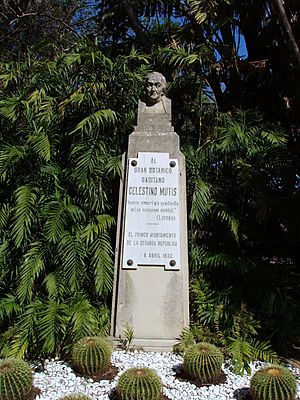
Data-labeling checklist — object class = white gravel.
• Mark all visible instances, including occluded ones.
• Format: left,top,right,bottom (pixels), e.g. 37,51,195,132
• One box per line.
33,351,300,400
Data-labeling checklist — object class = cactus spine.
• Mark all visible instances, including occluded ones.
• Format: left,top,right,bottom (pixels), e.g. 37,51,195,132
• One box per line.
183,342,223,383
72,336,112,377
116,367,163,400
0,358,33,400
250,365,297,400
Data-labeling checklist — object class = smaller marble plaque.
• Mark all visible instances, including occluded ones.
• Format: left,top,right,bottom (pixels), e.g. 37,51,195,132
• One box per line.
122,152,180,270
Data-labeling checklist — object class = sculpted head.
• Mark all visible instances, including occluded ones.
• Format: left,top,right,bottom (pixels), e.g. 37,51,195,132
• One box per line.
144,72,166,105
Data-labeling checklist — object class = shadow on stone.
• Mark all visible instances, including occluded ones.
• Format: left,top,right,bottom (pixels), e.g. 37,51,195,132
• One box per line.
173,363,227,387
233,387,252,400
109,387,172,400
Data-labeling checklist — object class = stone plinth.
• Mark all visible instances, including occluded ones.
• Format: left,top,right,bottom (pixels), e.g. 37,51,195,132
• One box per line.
110,77,189,351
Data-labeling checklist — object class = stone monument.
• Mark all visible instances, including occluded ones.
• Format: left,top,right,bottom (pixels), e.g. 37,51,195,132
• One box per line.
110,72,189,351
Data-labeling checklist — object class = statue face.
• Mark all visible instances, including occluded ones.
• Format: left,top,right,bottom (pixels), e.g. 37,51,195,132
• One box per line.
145,73,166,105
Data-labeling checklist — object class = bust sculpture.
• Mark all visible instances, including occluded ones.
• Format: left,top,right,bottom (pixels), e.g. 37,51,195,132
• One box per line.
138,72,171,115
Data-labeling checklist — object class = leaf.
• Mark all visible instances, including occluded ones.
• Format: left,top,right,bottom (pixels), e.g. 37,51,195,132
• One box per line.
0,97,20,121
12,186,39,248
58,231,86,293
89,232,114,295
0,295,21,319
70,138,107,181
227,337,253,375
68,295,98,338
28,125,51,161
81,214,115,245
17,241,47,304
188,0,209,24
39,300,69,354
70,109,117,134
8,300,43,358
190,177,213,223
105,155,123,178
44,198,85,243
0,144,26,182
213,202,239,243
0,203,10,230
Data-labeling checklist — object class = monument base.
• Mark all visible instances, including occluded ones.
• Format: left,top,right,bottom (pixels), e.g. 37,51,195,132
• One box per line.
110,73,189,347
108,336,177,352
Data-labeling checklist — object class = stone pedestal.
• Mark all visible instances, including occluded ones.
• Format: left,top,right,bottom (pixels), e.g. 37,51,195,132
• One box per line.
110,95,189,352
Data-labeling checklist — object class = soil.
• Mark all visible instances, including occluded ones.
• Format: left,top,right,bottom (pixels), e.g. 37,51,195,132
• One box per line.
28,386,41,399
174,364,227,387
87,364,119,381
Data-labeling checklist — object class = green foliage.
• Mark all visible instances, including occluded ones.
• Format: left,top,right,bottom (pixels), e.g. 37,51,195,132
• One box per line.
58,394,91,400
72,336,112,377
0,358,33,400
250,365,297,400
188,277,279,374
119,323,136,352
183,107,300,357
173,324,213,354
183,342,223,383
116,367,162,400
1,0,300,362
0,296,111,359
0,39,149,359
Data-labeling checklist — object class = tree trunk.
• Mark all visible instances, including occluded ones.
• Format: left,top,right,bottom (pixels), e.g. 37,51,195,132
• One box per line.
122,0,153,53
270,0,300,69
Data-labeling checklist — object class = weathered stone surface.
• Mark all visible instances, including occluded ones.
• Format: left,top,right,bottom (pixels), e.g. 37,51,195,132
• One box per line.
110,72,189,351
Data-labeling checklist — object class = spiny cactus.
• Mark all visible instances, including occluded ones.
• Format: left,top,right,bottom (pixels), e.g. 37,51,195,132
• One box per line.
58,394,92,400
116,367,163,400
72,336,112,377
250,364,297,400
183,342,223,383
0,358,33,400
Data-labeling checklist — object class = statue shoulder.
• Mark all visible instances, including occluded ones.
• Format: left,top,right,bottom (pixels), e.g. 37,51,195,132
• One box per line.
138,99,147,113
161,96,171,114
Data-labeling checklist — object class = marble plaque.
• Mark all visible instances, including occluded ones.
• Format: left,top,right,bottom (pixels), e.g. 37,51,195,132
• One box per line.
122,152,180,270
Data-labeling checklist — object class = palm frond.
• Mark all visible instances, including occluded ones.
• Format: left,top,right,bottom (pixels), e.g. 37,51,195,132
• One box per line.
8,300,43,358
68,295,98,338
0,144,26,182
188,0,212,24
190,177,213,223
28,124,51,161
249,338,279,364
260,129,287,145
226,337,279,375
96,304,111,336
44,198,85,243
0,203,10,229
213,202,239,243
58,231,86,293
17,241,47,304
39,300,68,355
0,295,21,320
159,47,203,68
42,272,65,300
226,337,253,374
104,155,123,178
70,138,107,180
89,232,114,295
70,109,116,135
0,97,20,122
12,185,39,248
81,214,115,246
